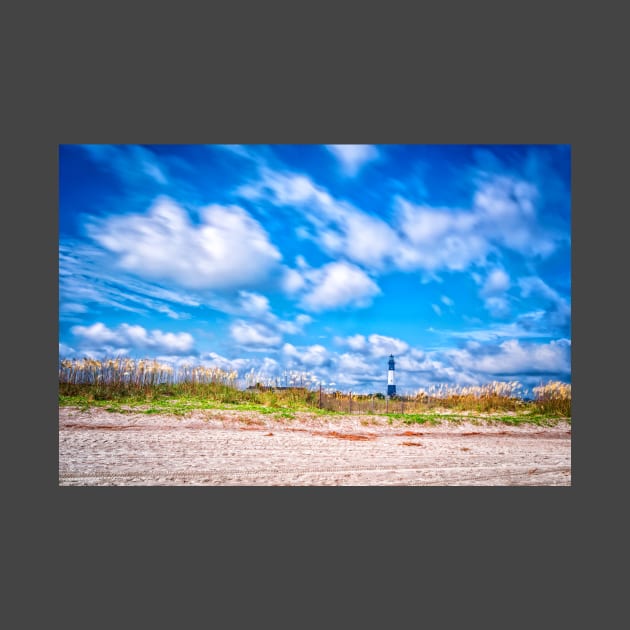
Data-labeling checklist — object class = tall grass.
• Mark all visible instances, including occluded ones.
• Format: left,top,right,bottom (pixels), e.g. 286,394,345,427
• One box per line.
531,381,572,417
412,381,526,413
59,357,571,417
58,358,316,407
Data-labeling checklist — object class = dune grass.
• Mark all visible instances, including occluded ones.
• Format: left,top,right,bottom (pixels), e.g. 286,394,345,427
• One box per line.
59,358,571,424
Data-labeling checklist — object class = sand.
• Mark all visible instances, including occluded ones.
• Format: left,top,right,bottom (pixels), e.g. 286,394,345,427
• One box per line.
58,406,571,486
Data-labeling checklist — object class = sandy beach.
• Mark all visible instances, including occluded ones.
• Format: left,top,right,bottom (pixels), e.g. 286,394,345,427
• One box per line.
59,406,571,486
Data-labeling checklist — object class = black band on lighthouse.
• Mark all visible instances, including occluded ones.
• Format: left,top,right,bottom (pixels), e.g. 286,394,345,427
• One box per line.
387,354,396,397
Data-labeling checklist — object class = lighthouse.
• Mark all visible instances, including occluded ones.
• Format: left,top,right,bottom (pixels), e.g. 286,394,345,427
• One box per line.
387,354,396,397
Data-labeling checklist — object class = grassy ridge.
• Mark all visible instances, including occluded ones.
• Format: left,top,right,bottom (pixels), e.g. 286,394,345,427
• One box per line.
59,385,570,426
58,358,571,423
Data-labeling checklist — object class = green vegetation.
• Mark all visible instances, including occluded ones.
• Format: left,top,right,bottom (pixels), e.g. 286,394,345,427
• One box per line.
390,413,444,425
59,358,571,425
58,393,303,418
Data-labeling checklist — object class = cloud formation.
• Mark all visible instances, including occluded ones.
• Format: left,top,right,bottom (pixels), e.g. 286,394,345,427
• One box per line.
230,321,282,349
518,276,571,328
226,291,312,350
478,268,512,317
238,169,399,269
325,144,380,177
86,197,282,292
447,338,570,377
71,322,195,354
238,165,564,279
335,333,409,357
282,343,330,367
59,242,200,322
297,261,382,311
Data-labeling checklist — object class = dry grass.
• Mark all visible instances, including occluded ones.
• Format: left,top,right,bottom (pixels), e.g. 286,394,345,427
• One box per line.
59,357,571,418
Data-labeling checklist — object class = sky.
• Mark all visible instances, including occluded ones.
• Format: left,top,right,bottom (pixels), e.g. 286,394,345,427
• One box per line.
59,144,571,395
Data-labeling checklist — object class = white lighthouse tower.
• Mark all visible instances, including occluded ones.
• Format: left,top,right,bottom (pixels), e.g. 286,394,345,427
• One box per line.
387,354,396,397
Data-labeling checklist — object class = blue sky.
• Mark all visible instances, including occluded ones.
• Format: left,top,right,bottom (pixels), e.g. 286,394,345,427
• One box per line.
59,144,571,394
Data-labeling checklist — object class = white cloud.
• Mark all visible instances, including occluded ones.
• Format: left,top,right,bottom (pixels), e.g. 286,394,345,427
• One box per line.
236,161,565,286
432,304,442,316
483,296,511,317
335,333,409,358
276,313,313,335
59,241,201,322
236,290,312,335
367,334,409,358
296,314,312,326
441,295,454,306
238,169,399,269
482,269,511,295
71,322,121,345
60,302,88,315
478,268,511,317
255,356,281,375
319,209,400,269
194,351,280,378
344,334,369,352
282,343,330,367
281,267,306,294
395,199,489,272
214,145,259,161
325,144,380,177
395,354,456,379
518,276,571,328
238,291,271,317
519,276,558,300
421,272,444,284
472,176,557,257
207,290,312,350
395,169,563,271
448,339,570,376
238,169,325,205
198,351,244,372
71,322,195,354
337,352,377,374
437,321,552,342
59,343,76,357
87,197,282,292
229,321,282,349
297,261,381,311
